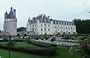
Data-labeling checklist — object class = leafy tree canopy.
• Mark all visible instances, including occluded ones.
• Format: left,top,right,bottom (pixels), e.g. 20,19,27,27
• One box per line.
17,27,26,32
73,19,90,34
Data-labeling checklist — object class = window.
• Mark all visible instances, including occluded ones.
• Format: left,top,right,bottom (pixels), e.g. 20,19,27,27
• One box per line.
65,23,66,25
58,25,59,27
32,25,34,27
44,24,46,26
57,22,58,24
62,22,63,25
32,29,34,31
41,28,43,31
67,23,68,25
48,25,50,27
35,25,36,27
44,27,46,31
41,24,43,26
48,28,50,31
59,22,61,24
53,21,55,24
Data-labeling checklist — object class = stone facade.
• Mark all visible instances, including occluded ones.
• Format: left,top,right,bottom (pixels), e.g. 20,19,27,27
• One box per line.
26,14,77,35
4,7,17,35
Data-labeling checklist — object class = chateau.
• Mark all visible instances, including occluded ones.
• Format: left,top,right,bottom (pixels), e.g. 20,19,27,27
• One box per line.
4,7,17,35
26,14,77,35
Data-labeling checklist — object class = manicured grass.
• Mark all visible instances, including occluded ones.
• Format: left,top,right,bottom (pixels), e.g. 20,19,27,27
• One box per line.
15,42,40,48
0,46,82,58
56,40,84,43
71,36,87,40
0,42,40,48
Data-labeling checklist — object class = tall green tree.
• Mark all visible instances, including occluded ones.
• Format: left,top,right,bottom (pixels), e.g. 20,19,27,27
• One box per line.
74,19,90,34
17,27,26,32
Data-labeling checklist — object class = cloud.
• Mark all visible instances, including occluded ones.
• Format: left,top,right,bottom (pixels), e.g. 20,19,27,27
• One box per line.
0,0,90,30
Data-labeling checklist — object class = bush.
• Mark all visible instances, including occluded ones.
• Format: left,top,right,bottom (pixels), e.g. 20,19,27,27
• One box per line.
34,37,38,40
51,37,56,42
45,36,49,40
0,44,56,56
6,41,16,47
80,37,87,40
64,36,70,39
0,40,23,42
29,40,57,47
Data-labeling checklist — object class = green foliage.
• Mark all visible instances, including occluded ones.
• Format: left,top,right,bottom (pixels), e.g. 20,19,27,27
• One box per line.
29,41,57,47
23,33,27,39
74,19,90,34
34,37,38,40
17,27,26,32
73,37,90,58
0,43,82,58
17,33,21,38
3,36,8,40
0,35,3,38
0,44,56,56
51,37,56,42
45,36,49,40
6,41,15,47
64,36,70,39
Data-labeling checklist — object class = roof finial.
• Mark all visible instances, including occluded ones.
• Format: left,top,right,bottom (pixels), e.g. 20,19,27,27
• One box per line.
10,7,13,10
4,11,8,15
28,17,31,22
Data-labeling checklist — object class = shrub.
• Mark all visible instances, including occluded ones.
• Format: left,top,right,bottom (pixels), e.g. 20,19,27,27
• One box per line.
44,36,49,40
80,37,87,40
29,40,57,47
64,36,70,39
6,41,16,47
0,45,56,56
51,37,56,42
34,37,38,40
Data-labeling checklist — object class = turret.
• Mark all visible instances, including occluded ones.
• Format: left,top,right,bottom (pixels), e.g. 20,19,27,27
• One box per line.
13,9,16,18
4,7,17,36
4,11,8,19
5,7,16,19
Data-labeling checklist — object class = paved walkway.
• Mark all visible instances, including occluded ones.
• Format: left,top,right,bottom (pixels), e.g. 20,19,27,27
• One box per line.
33,39,79,46
0,56,4,58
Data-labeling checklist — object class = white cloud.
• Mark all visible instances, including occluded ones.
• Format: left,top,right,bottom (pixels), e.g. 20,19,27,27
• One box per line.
0,0,90,30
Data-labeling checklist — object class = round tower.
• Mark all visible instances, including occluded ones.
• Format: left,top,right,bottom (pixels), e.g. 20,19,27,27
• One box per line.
4,7,17,36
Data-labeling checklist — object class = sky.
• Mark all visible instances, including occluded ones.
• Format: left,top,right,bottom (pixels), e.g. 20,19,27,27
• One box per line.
0,0,90,30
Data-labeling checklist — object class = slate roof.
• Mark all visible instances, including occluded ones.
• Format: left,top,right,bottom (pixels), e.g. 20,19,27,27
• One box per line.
4,7,16,19
51,19,73,23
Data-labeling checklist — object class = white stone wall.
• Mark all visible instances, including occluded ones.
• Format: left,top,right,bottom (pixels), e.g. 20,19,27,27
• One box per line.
4,18,17,35
26,20,77,35
26,22,30,32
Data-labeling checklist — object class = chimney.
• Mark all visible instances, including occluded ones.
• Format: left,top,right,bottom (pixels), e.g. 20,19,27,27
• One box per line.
14,9,16,18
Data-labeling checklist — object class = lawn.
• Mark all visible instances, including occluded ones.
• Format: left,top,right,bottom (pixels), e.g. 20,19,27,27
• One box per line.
0,42,40,48
71,36,87,40
0,45,82,58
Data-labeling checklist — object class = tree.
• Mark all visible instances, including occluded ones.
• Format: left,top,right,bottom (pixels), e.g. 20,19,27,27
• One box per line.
80,37,90,58
51,37,56,42
26,35,30,47
23,33,27,39
73,36,90,58
73,19,90,34
17,33,21,39
17,27,26,32
6,36,15,58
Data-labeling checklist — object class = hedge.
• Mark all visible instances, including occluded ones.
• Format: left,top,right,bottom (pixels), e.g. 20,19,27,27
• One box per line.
29,40,57,47
0,40,23,42
0,44,56,56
